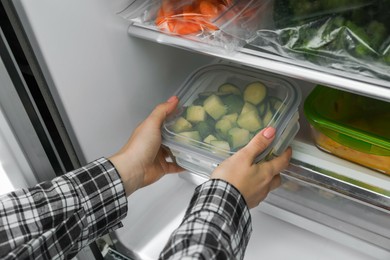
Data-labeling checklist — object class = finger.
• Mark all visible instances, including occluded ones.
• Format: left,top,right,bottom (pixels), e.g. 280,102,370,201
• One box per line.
269,174,281,191
238,127,276,162
268,147,292,177
148,96,179,127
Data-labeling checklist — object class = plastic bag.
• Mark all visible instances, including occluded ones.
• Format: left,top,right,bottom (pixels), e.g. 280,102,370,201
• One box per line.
249,0,390,81
154,0,232,35
120,0,272,52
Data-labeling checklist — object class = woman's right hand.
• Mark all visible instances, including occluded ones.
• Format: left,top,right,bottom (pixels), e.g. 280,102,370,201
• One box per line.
211,127,292,208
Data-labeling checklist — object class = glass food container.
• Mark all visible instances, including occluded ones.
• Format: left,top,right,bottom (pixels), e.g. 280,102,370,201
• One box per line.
162,64,301,178
304,85,390,175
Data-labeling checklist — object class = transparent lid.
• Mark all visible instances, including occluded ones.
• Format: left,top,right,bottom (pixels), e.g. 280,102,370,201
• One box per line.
162,64,301,162
304,85,390,155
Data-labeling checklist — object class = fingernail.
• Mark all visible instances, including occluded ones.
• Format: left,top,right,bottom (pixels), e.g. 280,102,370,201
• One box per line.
167,96,176,103
262,127,276,139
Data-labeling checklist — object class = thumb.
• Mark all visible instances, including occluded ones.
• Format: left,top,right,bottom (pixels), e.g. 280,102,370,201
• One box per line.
239,127,276,162
148,96,179,127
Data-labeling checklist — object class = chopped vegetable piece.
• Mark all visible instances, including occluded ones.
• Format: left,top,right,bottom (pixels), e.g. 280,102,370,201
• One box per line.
243,82,267,105
199,91,229,97
195,121,213,139
203,94,227,120
215,118,234,137
171,117,192,133
241,102,258,115
221,113,238,124
218,83,241,95
192,97,205,106
258,101,269,116
269,97,285,114
177,131,201,142
262,110,274,126
223,94,244,114
237,110,263,132
210,140,231,153
186,105,206,123
228,127,250,149
203,134,218,144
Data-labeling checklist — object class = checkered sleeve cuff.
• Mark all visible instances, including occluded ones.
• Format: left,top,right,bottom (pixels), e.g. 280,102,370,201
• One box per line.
188,179,252,255
0,158,128,259
160,179,252,259
65,158,128,244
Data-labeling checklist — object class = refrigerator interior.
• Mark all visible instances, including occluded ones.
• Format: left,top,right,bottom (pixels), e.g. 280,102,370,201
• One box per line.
7,0,390,259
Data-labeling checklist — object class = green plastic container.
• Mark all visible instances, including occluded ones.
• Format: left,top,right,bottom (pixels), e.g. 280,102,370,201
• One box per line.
304,86,390,175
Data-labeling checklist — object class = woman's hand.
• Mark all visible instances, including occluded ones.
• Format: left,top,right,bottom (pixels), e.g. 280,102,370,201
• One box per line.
109,96,184,196
211,127,292,208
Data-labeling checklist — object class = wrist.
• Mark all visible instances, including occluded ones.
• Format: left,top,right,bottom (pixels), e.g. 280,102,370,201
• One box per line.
109,152,143,196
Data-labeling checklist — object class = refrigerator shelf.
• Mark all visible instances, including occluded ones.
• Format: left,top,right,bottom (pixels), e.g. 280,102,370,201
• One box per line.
179,144,390,257
289,141,390,212
180,139,390,213
128,23,390,102
179,139,390,256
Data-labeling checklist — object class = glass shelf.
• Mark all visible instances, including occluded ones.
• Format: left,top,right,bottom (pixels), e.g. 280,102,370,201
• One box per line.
128,23,390,102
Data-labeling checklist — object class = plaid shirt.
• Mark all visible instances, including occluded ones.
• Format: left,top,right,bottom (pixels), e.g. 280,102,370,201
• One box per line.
0,158,252,260
0,158,128,260
160,179,252,260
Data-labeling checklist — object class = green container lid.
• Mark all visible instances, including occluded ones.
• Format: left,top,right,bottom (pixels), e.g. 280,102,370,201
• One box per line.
304,86,390,156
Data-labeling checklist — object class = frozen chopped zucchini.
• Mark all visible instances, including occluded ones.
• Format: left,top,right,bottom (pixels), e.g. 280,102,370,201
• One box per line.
262,110,274,126
215,132,226,141
203,134,218,144
210,140,231,152
218,83,241,95
199,91,229,98
269,97,286,114
258,101,269,116
222,113,238,124
205,116,216,125
241,102,258,115
215,118,234,137
186,105,206,123
192,97,205,106
168,81,282,154
228,127,250,149
237,110,263,132
177,131,201,142
171,117,192,133
195,121,213,139
203,94,227,120
222,94,244,114
243,82,267,105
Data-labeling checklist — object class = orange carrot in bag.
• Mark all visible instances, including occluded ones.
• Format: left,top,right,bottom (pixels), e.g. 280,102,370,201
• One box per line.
199,1,219,19
174,21,203,35
161,0,175,15
221,0,233,6
155,0,220,35
155,8,166,26
156,0,174,26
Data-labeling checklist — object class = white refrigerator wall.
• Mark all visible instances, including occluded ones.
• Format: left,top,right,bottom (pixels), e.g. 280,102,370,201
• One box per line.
11,0,383,259
13,0,213,163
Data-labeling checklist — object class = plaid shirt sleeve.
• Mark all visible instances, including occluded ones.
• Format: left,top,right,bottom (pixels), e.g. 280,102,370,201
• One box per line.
0,158,128,260
159,179,252,260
